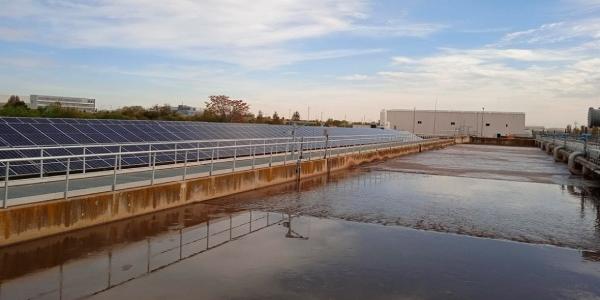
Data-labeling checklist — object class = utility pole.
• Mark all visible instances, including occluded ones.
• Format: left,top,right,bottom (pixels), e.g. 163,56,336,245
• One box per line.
480,107,485,137
307,106,310,121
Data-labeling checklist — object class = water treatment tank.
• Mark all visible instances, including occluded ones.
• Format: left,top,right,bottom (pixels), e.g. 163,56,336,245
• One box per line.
588,107,600,128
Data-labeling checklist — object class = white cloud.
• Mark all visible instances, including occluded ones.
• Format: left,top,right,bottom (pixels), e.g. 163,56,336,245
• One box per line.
351,23,445,38
370,17,600,127
337,74,370,80
0,0,441,68
392,56,416,64
380,48,600,97
498,19,600,46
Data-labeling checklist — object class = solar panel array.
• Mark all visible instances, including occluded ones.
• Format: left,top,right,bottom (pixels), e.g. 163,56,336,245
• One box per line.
0,117,418,178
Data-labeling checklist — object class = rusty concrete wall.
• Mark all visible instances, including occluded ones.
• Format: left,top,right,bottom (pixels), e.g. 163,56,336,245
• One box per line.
469,136,536,147
0,139,453,246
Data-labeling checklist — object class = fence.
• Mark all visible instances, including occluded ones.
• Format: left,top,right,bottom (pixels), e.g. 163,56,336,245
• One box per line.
537,133,600,165
0,134,427,208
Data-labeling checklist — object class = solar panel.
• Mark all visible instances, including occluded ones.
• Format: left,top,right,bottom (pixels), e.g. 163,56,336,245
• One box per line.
0,117,419,179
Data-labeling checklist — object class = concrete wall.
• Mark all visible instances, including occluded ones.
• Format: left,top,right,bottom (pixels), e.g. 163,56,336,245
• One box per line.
469,137,536,147
381,109,526,138
0,139,454,246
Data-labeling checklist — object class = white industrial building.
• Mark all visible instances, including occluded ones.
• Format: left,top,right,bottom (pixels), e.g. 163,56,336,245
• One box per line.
380,109,526,137
30,94,96,112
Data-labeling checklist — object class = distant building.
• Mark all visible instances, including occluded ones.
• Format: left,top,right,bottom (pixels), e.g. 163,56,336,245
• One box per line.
524,126,546,137
171,105,200,116
30,94,96,112
380,109,526,137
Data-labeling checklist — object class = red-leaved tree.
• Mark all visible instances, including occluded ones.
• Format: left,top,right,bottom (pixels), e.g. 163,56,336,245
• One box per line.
205,95,250,122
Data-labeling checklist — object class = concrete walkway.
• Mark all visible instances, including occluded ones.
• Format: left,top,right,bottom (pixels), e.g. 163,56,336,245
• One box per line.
1,142,399,207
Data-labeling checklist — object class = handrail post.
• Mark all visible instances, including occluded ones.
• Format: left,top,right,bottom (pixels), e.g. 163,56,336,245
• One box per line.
299,137,304,160
252,145,256,169
40,149,44,179
210,148,215,176
148,145,152,167
64,158,71,199
269,144,273,167
151,152,157,185
3,162,9,208
118,145,122,170
112,155,118,191
233,142,237,172
183,150,188,180
174,144,178,164
82,147,86,174
323,133,329,158
216,141,220,160
196,142,200,162
284,139,289,166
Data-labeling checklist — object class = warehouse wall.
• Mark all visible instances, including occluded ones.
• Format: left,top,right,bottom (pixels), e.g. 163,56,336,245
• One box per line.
382,110,526,137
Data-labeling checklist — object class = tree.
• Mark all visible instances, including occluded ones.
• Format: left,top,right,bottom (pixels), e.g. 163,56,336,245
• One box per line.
5,95,27,108
120,106,146,119
256,110,264,123
204,95,250,122
271,111,283,124
292,111,301,121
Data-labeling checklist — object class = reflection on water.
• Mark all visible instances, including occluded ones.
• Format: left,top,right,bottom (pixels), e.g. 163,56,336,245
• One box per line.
0,205,284,300
564,185,600,234
86,217,600,299
211,169,600,249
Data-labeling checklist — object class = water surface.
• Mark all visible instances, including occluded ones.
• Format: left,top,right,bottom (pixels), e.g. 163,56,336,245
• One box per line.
2,144,600,299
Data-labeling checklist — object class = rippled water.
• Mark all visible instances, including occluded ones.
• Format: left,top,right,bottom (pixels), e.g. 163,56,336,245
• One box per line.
2,207,599,300
212,169,600,250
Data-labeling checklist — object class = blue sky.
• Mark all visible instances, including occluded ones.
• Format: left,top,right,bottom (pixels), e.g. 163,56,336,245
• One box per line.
0,0,599,126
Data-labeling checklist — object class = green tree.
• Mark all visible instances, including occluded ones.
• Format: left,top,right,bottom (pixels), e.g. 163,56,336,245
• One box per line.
5,95,27,108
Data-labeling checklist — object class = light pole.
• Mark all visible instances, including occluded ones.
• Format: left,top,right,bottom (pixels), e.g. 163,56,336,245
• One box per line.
480,107,485,137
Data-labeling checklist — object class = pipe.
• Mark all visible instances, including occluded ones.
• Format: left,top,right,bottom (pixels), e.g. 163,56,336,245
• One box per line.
568,151,585,175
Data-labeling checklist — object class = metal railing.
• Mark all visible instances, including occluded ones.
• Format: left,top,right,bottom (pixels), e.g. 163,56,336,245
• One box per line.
0,134,428,208
537,133,600,164
0,133,414,177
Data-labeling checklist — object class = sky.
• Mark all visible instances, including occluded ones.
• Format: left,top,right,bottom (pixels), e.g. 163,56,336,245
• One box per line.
0,0,599,127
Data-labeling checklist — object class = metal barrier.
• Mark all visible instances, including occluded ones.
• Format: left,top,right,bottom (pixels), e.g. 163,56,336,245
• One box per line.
536,134,600,165
0,134,428,208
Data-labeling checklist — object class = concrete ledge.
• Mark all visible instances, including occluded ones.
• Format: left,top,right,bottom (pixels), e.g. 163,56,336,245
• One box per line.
469,137,536,147
0,139,454,247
